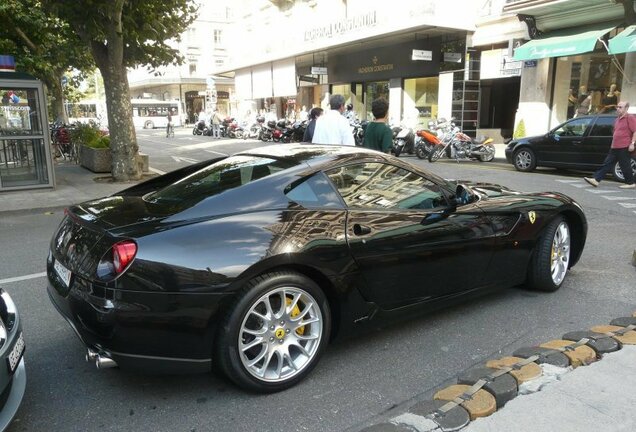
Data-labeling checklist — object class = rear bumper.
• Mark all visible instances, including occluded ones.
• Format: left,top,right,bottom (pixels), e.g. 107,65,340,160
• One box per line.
46,272,228,374
0,359,26,432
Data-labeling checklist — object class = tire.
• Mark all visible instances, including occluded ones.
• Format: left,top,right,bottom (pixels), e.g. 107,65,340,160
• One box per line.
192,128,197,135
216,271,331,392
513,148,536,172
394,140,404,157
526,216,570,292
478,143,496,162
415,145,428,160
612,158,636,182
144,120,154,129
428,144,446,162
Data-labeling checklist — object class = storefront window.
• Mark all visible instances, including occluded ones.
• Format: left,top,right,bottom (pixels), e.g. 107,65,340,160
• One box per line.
365,81,389,120
554,53,624,123
404,77,439,129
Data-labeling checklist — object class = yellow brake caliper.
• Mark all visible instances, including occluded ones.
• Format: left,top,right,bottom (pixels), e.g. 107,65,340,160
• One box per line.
286,297,305,336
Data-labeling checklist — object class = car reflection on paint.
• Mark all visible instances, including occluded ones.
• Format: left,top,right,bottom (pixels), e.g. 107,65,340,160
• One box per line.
505,114,636,181
47,144,587,392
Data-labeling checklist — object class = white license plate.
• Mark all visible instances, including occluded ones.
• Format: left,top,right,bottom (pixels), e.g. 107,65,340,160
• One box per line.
54,259,71,287
7,333,25,374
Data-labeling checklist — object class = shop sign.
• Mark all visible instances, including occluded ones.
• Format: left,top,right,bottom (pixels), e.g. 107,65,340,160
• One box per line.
198,91,207,96
412,50,432,61
304,11,377,42
299,75,319,83
217,91,229,99
524,60,537,68
311,66,328,75
444,52,462,63
358,56,394,74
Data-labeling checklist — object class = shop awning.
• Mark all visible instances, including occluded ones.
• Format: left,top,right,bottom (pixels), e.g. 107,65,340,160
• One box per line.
513,24,616,61
608,25,636,54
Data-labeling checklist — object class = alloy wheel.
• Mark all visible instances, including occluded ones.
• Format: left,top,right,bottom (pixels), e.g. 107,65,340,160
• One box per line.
238,286,323,382
550,221,570,286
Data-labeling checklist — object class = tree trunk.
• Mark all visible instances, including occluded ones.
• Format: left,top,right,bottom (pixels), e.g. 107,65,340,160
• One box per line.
101,66,141,181
48,75,68,123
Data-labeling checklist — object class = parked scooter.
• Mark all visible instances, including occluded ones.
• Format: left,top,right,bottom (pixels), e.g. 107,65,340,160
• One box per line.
192,119,209,136
393,125,416,157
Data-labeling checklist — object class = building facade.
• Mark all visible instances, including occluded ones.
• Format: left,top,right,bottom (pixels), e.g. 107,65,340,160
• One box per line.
215,0,480,133
127,0,235,123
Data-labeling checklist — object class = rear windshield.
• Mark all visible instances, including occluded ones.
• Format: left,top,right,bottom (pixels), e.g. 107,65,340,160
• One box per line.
143,155,298,210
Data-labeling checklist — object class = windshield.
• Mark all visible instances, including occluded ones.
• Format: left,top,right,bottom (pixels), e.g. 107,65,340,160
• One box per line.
144,155,298,211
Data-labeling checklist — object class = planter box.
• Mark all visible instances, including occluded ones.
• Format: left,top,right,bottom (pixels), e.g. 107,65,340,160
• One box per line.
80,146,111,173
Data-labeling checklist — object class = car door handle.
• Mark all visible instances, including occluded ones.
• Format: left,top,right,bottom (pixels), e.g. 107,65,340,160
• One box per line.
353,224,371,236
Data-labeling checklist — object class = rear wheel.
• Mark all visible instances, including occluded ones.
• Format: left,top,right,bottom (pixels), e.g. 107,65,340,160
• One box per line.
513,148,536,172
526,216,570,292
478,143,496,162
428,144,446,162
613,158,636,182
415,144,429,159
216,271,330,393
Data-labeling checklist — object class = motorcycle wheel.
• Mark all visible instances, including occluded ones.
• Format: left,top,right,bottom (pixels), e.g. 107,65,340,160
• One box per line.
415,145,429,160
394,140,404,157
192,128,197,135
478,143,496,162
428,144,446,163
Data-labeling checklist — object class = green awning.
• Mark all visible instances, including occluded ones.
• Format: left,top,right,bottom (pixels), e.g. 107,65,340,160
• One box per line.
608,25,636,54
513,24,616,61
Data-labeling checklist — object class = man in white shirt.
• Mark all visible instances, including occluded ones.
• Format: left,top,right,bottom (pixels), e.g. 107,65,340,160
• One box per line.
311,94,355,145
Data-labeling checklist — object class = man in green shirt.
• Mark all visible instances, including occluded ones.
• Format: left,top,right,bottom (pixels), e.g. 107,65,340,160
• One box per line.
363,98,393,153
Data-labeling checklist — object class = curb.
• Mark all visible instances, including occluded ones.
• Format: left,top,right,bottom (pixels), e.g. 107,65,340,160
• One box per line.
359,312,636,432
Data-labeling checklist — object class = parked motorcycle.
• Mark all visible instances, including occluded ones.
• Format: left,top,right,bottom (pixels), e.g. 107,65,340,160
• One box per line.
192,120,209,136
414,125,440,160
393,125,416,157
351,120,367,146
428,119,495,163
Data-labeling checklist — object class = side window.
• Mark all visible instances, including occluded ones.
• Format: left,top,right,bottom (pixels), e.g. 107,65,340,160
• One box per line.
325,162,447,210
285,172,343,208
554,118,592,137
589,117,615,137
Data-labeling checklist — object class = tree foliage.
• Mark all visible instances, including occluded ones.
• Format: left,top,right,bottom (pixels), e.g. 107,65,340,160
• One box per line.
0,0,94,122
42,0,198,181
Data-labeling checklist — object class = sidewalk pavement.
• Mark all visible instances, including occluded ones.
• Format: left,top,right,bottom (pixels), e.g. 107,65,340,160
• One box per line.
0,161,146,214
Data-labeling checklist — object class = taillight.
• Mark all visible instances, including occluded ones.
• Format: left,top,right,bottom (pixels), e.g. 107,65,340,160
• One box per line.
97,240,137,280
112,241,137,274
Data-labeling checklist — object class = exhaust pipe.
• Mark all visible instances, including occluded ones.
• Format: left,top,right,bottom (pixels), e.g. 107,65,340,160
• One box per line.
86,348,118,369
95,354,117,369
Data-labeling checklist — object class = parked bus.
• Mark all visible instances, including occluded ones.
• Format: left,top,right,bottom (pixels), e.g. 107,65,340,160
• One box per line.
64,99,107,125
131,99,182,129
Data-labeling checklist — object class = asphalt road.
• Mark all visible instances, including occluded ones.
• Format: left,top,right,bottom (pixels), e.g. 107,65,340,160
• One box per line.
1,129,635,432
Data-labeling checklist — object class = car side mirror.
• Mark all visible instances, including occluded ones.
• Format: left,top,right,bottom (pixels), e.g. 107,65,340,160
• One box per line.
454,184,477,206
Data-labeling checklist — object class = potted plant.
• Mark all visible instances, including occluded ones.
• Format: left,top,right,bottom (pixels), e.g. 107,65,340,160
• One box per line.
73,122,112,173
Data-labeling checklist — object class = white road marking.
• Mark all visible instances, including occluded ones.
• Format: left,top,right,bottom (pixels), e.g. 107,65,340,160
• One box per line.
602,196,636,201
148,166,166,175
170,156,199,164
618,202,636,209
586,189,622,194
0,272,47,284
204,149,227,156
176,141,222,151
555,179,580,183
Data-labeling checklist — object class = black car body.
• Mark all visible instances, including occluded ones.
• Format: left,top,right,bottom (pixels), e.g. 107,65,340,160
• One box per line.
47,144,587,392
505,114,636,181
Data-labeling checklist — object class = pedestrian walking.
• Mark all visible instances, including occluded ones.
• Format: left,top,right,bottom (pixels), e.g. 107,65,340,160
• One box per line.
165,109,174,137
211,109,222,139
584,101,636,189
363,98,392,153
302,107,323,143
311,94,355,146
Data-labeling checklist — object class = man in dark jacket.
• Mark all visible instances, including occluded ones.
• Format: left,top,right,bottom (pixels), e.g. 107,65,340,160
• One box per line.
302,107,323,143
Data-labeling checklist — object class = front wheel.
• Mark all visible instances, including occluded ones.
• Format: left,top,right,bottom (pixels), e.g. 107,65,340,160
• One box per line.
613,158,636,182
216,271,330,392
428,144,446,162
394,140,404,157
513,148,536,172
415,144,429,160
526,216,570,292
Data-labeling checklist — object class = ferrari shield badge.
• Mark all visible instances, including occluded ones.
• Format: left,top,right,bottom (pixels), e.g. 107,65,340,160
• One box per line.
528,211,536,224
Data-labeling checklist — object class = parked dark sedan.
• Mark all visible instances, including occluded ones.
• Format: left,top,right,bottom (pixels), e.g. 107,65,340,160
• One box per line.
0,289,26,431
506,114,636,181
47,145,587,392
